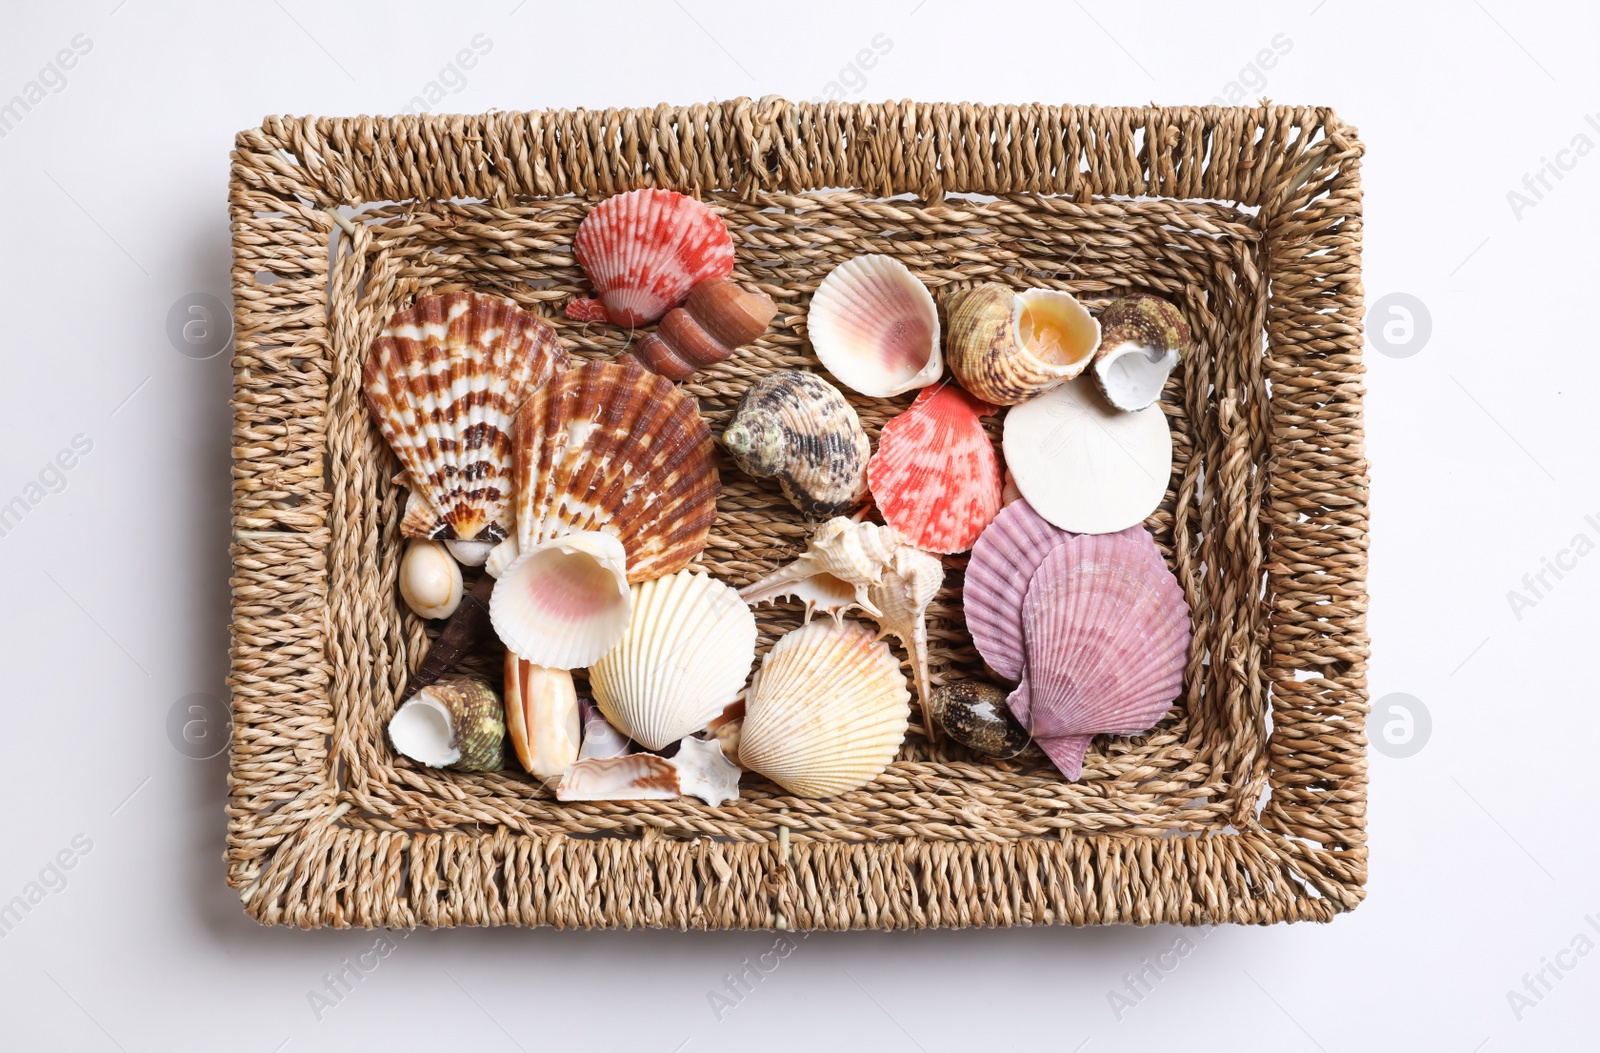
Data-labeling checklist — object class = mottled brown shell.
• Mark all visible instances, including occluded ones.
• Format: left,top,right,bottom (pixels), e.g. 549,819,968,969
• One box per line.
721,370,870,519
512,360,719,582
1097,293,1193,358
927,681,1030,759
364,291,569,542
945,283,1098,406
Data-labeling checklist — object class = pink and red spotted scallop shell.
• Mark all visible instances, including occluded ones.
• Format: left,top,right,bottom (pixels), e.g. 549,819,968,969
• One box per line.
566,189,735,328
867,382,1003,554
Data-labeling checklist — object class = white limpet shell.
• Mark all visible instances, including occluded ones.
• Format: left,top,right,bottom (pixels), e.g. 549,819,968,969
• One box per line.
738,619,910,798
490,531,632,670
807,255,941,398
445,539,496,567
589,570,758,752
398,539,463,620
1002,376,1172,535
503,656,581,780
555,737,741,806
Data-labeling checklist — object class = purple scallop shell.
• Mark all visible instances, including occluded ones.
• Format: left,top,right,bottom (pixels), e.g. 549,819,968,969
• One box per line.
1006,531,1191,781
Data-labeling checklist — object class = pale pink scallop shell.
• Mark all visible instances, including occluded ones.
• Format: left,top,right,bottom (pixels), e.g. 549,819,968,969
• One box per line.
1007,531,1191,781
807,255,941,398
570,189,735,328
867,382,1003,554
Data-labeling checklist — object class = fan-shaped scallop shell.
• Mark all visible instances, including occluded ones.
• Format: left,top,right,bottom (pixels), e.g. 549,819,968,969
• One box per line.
738,619,910,798
945,284,1099,406
868,382,1002,554
364,291,569,542
807,255,941,398
589,569,758,752
721,370,870,520
570,189,735,328
1008,531,1191,781
512,360,719,582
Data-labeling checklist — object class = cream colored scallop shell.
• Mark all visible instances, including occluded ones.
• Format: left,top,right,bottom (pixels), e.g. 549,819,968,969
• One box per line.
738,619,910,798
589,569,758,751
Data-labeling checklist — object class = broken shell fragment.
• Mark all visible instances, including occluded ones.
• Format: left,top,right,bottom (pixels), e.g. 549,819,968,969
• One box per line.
738,619,911,798
588,570,758,752
503,656,581,780
568,189,735,327
490,531,632,669
928,681,1031,759
578,698,631,761
1091,293,1192,412
807,255,941,398
364,291,569,542
721,370,871,520
627,278,778,381
669,736,743,806
1002,376,1172,535
398,539,464,620
868,382,1002,554
388,674,505,772
705,698,745,767
945,284,1099,406
556,736,741,806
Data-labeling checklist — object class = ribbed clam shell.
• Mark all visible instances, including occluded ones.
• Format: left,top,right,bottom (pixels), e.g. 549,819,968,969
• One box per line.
490,532,633,670
572,189,735,327
738,619,910,798
1091,293,1192,412
364,291,569,542
1008,532,1191,781
589,570,758,752
722,370,870,519
513,360,719,582
945,284,1099,406
867,382,1002,554
807,255,941,398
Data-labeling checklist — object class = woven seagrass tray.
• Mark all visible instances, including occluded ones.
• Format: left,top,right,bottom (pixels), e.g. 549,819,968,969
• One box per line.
225,98,1367,929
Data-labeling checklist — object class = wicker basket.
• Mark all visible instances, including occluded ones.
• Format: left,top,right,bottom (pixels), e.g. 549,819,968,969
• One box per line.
225,99,1368,930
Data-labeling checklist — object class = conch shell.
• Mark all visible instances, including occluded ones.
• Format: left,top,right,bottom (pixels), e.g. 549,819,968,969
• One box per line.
945,284,1099,405
721,370,870,520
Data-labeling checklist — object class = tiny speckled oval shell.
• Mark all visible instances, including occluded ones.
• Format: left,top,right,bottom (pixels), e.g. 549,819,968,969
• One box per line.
928,681,1031,758
721,370,870,519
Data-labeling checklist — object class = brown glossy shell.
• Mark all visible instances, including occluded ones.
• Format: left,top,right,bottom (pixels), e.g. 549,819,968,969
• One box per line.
364,291,569,542
512,360,719,582
626,279,778,381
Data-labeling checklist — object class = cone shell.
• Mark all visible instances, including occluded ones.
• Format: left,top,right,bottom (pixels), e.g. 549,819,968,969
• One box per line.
512,360,719,582
490,532,633,669
364,291,569,542
738,619,910,798
627,279,778,381
503,656,581,779
721,370,870,520
571,189,735,328
807,255,941,398
928,681,1031,759
589,570,758,752
388,674,505,772
945,284,1099,406
1008,532,1191,781
867,382,1002,554
1091,293,1192,412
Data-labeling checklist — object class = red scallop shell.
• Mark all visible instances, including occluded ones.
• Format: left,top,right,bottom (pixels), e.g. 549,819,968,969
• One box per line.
571,189,735,328
867,382,1003,554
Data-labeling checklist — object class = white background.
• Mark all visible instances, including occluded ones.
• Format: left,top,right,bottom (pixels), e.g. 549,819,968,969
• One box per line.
1,1,1596,1050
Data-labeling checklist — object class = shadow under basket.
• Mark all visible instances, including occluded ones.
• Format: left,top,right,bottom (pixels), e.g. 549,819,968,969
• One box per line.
225,99,1368,930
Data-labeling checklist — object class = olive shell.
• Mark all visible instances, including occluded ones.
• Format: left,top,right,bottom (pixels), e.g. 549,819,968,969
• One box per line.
928,681,1030,759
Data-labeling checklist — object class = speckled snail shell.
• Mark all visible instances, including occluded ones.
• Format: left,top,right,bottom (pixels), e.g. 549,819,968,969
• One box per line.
721,370,871,519
1090,293,1192,412
928,681,1031,759
944,283,1100,405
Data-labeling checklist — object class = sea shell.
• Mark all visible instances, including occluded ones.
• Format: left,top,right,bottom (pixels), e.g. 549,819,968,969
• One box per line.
503,656,581,779
577,698,631,760
364,291,569,542
705,698,745,766
490,531,632,669
867,382,1003,554
627,279,778,380
512,360,719,582
739,517,905,619
863,545,944,737
807,255,941,398
928,681,1031,759
721,370,870,519
1091,293,1193,412
445,539,495,567
556,737,741,806
739,619,911,797
388,674,505,772
398,539,463,619
1002,376,1172,535
588,570,758,751
568,189,735,328
945,284,1100,405
1009,532,1191,780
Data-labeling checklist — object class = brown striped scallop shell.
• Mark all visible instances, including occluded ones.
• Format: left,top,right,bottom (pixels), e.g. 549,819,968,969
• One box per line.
363,291,569,542
512,360,719,582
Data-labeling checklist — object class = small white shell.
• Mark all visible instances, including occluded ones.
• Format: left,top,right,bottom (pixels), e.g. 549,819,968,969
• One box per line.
738,619,910,797
589,570,758,751
807,255,941,398
490,531,632,669
484,537,520,579
446,539,496,566
398,539,463,619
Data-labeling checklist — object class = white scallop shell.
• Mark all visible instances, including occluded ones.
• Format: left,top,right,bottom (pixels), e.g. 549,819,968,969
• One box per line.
807,255,941,398
490,531,631,669
589,569,758,751
738,619,910,798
